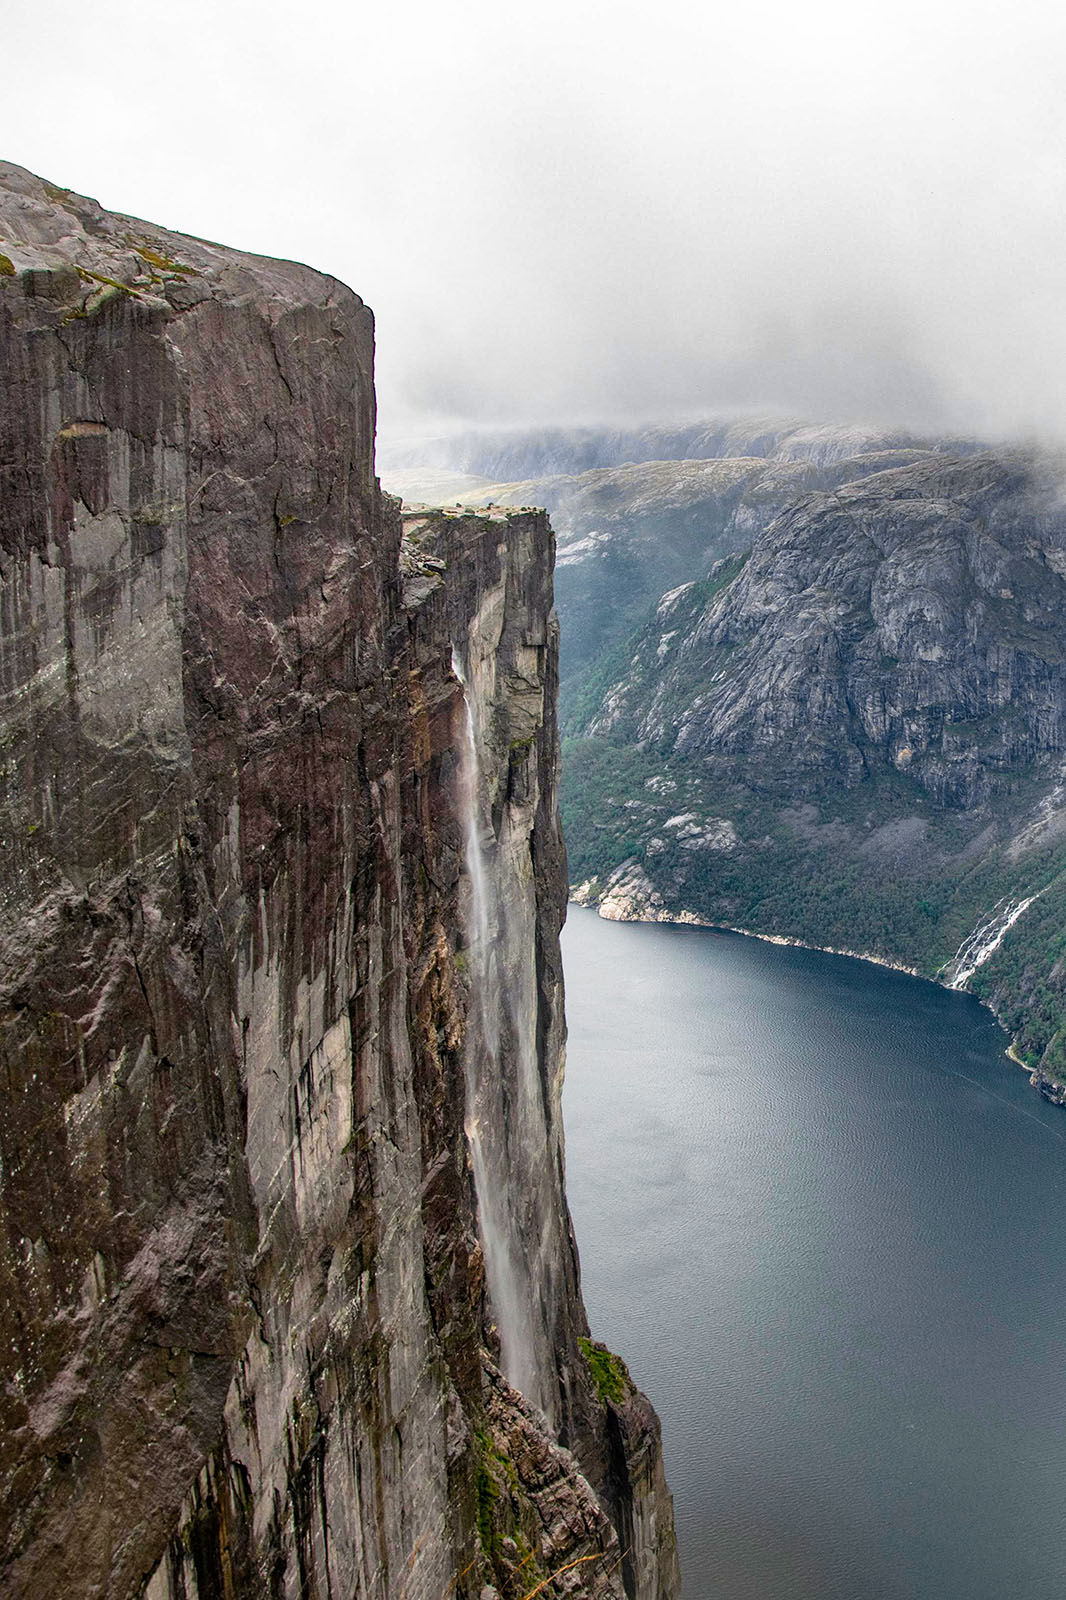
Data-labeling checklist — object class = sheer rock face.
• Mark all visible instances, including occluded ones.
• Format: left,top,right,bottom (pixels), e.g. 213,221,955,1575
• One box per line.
587,454,1066,809
383,445,974,717
0,166,677,1600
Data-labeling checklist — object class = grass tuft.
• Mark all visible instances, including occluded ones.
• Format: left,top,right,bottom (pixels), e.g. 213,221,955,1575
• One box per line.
578,1337,630,1406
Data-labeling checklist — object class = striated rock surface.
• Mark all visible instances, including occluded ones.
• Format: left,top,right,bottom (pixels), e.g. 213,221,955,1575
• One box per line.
585,454,1066,806
384,441,974,719
0,165,677,1600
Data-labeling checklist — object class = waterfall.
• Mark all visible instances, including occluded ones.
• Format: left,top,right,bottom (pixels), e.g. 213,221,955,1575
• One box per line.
942,892,1043,988
452,647,541,1408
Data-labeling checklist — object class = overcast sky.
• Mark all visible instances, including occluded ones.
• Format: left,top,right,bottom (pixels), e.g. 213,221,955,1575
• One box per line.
9,0,1066,443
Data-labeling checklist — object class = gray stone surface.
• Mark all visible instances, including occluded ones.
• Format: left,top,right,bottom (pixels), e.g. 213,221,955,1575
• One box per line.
585,453,1066,807
0,165,677,1600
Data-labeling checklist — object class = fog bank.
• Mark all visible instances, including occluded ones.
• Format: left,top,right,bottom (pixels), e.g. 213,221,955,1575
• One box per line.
8,0,1066,441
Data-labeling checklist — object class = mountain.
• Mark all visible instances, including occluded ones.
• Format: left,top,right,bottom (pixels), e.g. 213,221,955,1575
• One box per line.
0,165,678,1599
557,447,1066,1087
380,414,979,482
385,417,1066,1091
382,436,976,719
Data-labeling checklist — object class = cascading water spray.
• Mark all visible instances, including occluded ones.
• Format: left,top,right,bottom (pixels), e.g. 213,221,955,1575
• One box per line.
942,891,1043,987
452,646,541,1407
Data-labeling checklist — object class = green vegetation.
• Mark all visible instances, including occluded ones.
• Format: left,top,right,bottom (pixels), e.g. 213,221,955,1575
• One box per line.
561,740,668,881
0,253,14,277
472,1425,550,1596
562,729,1066,1081
76,265,139,297
970,869,1066,1075
687,551,749,608
132,241,197,276
565,631,640,736
474,1425,519,1555
563,552,748,737
475,1452,501,1560
578,1337,630,1406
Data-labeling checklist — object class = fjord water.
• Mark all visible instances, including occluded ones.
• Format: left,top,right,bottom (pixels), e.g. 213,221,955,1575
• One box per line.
561,907,1066,1600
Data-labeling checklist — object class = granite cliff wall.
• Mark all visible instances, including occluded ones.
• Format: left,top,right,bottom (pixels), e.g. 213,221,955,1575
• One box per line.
0,165,677,1600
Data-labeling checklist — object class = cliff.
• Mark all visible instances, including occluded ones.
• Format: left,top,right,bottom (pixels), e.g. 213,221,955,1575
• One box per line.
554,450,1066,1085
381,422,978,722
0,165,678,1600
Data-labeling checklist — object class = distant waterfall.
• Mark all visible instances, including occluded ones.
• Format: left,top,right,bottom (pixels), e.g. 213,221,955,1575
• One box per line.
941,892,1042,988
452,648,541,1408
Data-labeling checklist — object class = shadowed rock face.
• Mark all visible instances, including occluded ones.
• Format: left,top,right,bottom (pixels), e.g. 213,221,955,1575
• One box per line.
382,437,984,721
0,165,677,1600
586,454,1066,809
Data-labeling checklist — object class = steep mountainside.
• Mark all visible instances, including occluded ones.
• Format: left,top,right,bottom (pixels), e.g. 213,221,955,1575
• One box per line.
559,450,1066,1087
384,445,961,717
0,165,677,1600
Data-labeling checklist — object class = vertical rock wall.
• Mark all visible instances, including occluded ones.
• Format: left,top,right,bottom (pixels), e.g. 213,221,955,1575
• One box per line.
0,165,677,1599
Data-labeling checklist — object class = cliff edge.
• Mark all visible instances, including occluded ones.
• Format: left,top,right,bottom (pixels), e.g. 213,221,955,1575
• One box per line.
0,166,678,1600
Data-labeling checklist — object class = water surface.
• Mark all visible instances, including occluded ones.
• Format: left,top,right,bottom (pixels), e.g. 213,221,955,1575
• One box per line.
561,907,1066,1599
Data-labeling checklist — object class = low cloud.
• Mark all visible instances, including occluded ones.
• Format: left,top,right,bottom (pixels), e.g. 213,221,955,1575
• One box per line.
9,0,1066,443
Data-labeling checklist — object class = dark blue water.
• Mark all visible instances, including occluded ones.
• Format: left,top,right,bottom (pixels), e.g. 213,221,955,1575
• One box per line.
561,907,1066,1600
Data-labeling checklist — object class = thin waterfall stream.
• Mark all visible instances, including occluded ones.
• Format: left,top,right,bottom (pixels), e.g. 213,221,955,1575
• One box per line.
452,648,541,1408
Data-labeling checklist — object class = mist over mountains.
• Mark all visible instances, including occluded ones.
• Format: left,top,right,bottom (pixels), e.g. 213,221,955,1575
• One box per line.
380,412,983,482
385,412,1066,1098
380,411,990,712
11,1,1066,443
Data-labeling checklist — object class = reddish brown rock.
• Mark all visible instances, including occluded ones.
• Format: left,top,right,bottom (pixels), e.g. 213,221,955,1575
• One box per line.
0,166,677,1600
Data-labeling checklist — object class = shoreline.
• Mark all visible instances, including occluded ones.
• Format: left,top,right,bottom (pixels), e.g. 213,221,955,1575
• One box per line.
571,891,925,977
716,921,923,979
570,891,1066,1096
